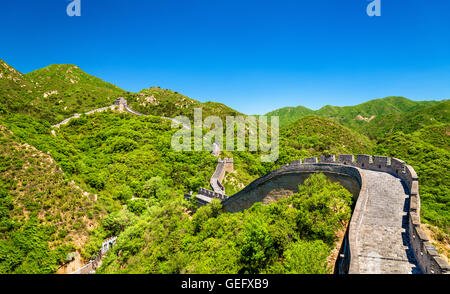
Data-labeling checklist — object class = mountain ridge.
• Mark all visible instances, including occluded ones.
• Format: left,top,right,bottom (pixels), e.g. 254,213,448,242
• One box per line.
266,96,444,129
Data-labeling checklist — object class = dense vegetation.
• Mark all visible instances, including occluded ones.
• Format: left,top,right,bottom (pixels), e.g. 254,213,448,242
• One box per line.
127,87,243,120
25,64,127,124
97,173,352,274
263,106,314,128
375,130,449,232
278,115,374,159
266,96,441,129
0,58,448,273
0,125,99,273
0,59,129,124
364,100,449,139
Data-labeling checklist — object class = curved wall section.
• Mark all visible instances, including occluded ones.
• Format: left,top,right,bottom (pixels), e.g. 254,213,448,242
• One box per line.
219,155,449,274
222,163,363,213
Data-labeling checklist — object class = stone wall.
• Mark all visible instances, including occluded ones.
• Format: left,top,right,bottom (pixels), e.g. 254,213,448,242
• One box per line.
210,158,234,194
221,163,363,213
211,154,449,274
332,154,448,274
70,236,117,274
52,104,122,128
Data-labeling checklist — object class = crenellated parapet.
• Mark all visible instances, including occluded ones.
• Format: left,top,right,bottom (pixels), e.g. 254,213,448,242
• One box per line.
193,187,230,206
192,154,449,274
70,236,117,274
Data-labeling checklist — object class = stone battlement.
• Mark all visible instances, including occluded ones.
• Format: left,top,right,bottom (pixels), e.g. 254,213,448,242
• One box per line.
198,154,449,274
197,187,229,201
210,158,234,194
70,236,117,274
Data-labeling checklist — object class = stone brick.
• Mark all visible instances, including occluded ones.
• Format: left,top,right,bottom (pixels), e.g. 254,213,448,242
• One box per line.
391,158,406,175
410,212,421,226
410,195,419,212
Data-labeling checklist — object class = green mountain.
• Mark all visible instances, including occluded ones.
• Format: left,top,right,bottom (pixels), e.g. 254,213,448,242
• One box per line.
0,124,102,273
265,106,315,128
364,100,450,138
276,115,374,165
25,64,127,123
0,57,448,273
1,59,245,124
267,96,442,130
0,59,129,124
0,59,35,114
127,87,243,120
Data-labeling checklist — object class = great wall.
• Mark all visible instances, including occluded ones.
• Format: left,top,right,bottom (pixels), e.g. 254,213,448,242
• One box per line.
69,237,117,274
52,97,220,157
52,98,449,274
189,155,450,274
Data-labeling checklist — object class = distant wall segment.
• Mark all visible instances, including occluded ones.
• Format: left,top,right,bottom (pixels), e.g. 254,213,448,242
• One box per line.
210,158,234,194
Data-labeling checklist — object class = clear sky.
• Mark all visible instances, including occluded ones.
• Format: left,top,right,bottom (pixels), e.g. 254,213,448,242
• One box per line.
2,0,450,114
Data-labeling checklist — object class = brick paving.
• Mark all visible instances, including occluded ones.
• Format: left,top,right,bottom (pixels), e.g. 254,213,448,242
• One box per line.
357,170,421,274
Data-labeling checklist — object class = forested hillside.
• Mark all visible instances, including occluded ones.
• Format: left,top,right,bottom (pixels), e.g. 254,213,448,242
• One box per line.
267,96,441,129
0,59,129,124
364,100,449,139
264,106,315,128
0,58,448,273
25,64,127,123
0,124,101,273
127,87,243,120
97,173,353,274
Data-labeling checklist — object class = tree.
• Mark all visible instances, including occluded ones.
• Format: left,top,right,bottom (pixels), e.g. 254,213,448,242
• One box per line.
238,217,276,274
283,240,330,274
114,184,133,203
142,176,169,200
127,199,147,215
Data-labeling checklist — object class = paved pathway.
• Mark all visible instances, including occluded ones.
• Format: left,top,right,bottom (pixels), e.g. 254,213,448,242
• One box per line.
356,170,421,274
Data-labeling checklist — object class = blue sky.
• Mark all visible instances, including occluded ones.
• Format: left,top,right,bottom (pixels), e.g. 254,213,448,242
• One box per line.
2,0,450,114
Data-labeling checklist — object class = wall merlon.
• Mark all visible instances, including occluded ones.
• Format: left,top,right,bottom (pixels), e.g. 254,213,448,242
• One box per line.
320,155,336,163
406,165,418,181
410,181,419,196
338,154,355,165
416,228,429,242
433,257,450,272
304,157,318,164
410,212,421,226
424,242,440,257
289,159,302,166
391,157,406,165
410,196,418,212
356,155,372,167
410,194,420,212
373,156,390,166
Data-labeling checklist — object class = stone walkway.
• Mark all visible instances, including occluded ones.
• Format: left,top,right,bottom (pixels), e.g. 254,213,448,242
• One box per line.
356,170,421,274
